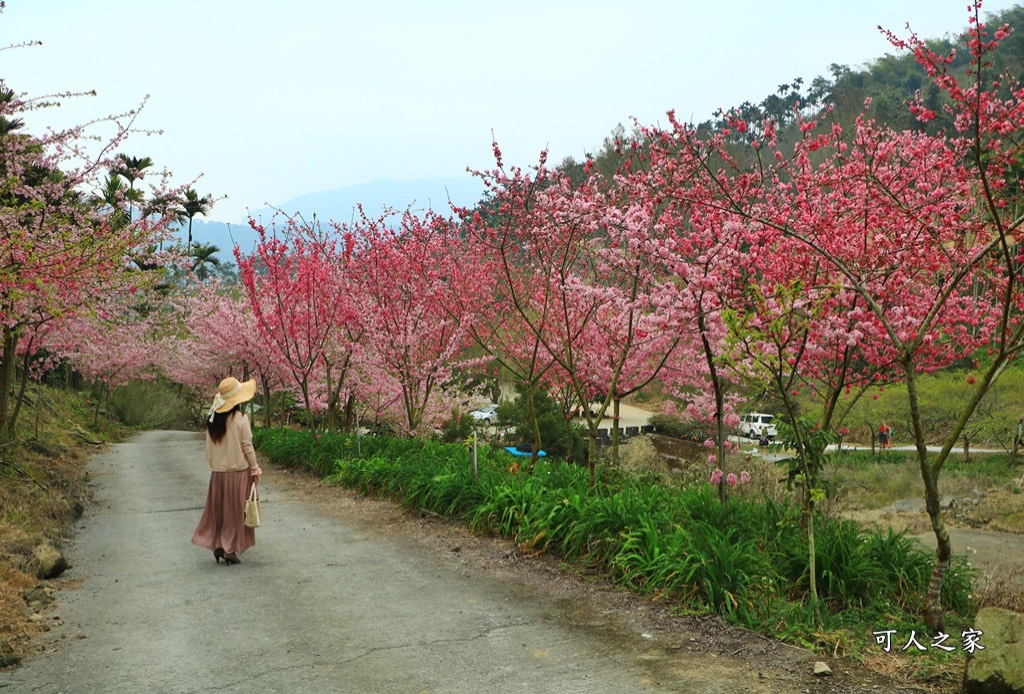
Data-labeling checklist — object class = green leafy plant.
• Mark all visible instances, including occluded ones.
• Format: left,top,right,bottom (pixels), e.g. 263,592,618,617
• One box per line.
254,426,977,656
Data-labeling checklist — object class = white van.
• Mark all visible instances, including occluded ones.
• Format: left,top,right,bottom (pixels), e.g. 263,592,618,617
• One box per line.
738,413,777,443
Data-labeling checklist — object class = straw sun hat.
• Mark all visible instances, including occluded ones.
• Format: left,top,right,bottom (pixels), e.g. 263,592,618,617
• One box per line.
207,376,257,422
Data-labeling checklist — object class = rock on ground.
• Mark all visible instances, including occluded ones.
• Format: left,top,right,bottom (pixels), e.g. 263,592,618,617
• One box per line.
964,607,1024,693
30,544,67,580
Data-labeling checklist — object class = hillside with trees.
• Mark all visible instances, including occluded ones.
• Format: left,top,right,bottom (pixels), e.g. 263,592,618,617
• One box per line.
559,5,1024,182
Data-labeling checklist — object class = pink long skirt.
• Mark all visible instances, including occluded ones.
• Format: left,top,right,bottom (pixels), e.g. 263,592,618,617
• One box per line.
191,470,256,556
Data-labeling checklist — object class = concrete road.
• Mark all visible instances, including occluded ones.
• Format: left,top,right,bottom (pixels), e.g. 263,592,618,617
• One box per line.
0,431,786,694
912,526,1024,592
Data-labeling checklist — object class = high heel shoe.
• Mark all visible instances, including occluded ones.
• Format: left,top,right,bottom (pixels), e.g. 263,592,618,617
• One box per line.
214,548,225,563
223,552,241,565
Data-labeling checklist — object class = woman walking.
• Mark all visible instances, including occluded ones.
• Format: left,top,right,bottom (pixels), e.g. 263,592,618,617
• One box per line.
192,377,262,565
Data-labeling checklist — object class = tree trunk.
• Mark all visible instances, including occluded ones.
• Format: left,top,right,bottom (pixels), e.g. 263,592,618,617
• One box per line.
0,326,19,442
778,387,820,616
564,415,575,463
325,368,336,430
905,369,951,633
343,393,356,433
587,426,597,487
698,313,727,503
34,390,42,440
807,501,819,621
300,381,312,429
610,396,621,466
262,380,272,429
7,350,32,439
524,385,542,472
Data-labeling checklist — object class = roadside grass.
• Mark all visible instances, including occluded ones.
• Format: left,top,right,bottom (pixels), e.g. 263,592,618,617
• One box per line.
824,449,1021,511
110,379,198,430
254,427,978,670
0,384,131,666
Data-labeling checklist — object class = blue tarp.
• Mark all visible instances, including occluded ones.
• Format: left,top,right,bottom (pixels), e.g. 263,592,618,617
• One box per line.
504,445,546,458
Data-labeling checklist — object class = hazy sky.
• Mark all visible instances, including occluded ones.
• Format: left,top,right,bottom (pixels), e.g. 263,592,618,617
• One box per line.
2,1,1020,222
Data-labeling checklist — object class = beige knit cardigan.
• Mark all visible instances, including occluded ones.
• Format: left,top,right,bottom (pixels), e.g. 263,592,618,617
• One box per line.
206,412,260,473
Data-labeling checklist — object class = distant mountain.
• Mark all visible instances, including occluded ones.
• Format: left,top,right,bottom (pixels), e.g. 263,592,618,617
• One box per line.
183,218,257,259
175,177,487,260
252,177,485,224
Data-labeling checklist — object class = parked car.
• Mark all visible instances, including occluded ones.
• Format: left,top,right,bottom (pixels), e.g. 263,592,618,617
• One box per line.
470,403,499,424
504,443,546,458
738,412,777,444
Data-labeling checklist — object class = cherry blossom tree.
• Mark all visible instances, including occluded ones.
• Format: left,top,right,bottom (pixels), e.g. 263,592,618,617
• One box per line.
156,286,286,426
464,145,679,484
636,124,758,500
352,208,478,437
455,153,561,466
642,1,1021,629
570,165,683,467
45,306,157,424
464,151,614,481
0,83,173,439
237,215,359,428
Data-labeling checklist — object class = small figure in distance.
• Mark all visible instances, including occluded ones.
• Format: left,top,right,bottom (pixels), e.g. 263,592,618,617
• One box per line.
879,422,892,449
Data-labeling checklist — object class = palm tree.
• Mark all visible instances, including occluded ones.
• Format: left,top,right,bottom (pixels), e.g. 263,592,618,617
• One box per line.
143,192,187,251
0,113,23,138
0,88,24,139
114,154,153,184
180,188,213,254
189,242,221,282
96,175,131,231
113,154,153,221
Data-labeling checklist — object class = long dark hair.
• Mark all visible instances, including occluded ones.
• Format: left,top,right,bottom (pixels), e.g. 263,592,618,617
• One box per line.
206,404,242,444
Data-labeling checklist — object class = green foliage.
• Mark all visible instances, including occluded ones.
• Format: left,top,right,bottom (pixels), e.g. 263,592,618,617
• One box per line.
255,426,978,654
109,379,197,430
437,409,475,443
772,417,836,495
498,388,586,463
797,367,1024,451
912,370,1024,452
648,413,711,442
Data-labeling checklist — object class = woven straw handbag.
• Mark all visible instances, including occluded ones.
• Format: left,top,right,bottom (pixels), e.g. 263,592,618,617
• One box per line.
244,483,261,528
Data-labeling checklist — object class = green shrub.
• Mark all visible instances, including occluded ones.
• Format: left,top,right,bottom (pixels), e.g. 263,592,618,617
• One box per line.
648,413,711,442
437,409,475,443
497,389,587,464
110,379,197,430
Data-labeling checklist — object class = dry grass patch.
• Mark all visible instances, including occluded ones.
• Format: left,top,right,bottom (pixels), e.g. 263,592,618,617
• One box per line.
0,384,129,669
0,563,45,666
862,650,965,693
974,567,1024,612
825,450,1021,511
